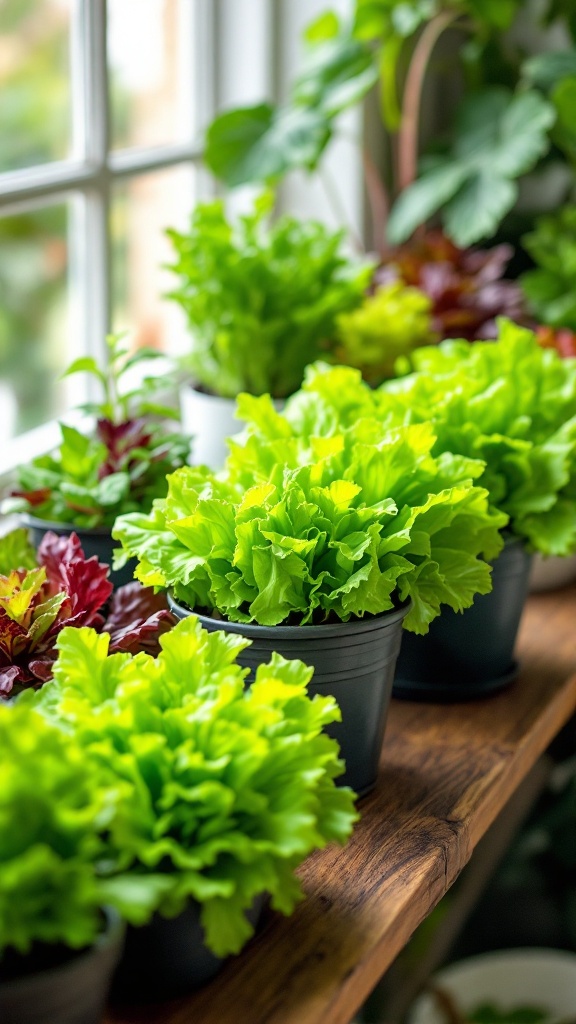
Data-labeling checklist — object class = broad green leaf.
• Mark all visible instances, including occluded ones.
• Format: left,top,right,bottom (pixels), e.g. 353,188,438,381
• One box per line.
293,37,379,118
552,76,576,137
523,50,576,90
61,356,106,382
205,102,331,187
390,88,554,245
304,11,340,43
443,173,517,248
387,164,468,244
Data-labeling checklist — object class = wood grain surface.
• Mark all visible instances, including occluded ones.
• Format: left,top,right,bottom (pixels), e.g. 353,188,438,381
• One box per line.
107,586,576,1024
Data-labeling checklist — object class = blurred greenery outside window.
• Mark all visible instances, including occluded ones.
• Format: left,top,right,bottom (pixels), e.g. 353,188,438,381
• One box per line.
0,0,201,449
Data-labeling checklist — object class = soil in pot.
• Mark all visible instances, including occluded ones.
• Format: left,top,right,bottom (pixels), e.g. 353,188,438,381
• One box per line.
111,895,265,1004
393,538,532,702
22,514,136,589
0,908,124,1024
169,595,410,797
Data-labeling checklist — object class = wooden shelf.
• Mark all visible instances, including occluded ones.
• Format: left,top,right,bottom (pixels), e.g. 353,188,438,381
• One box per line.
107,586,576,1024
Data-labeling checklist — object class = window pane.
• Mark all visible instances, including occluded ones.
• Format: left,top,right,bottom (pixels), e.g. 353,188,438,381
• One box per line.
111,165,195,352
108,0,195,151
0,0,72,172
0,203,73,440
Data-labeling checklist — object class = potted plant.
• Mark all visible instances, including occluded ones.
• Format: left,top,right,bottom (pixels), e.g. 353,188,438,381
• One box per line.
165,193,372,468
0,702,126,1024
112,409,505,793
221,321,576,698
3,333,190,585
376,319,576,697
202,2,568,257
329,279,438,385
520,208,576,590
0,527,173,699
408,949,576,1024
35,616,358,1001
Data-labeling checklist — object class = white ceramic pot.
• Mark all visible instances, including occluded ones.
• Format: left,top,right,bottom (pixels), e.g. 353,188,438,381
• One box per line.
529,553,576,592
179,385,239,470
408,948,576,1024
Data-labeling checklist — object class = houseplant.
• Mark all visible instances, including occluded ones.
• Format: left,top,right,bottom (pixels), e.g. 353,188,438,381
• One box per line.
202,0,568,254
0,702,125,1024
377,319,576,696
0,527,173,699
225,321,576,697
4,332,190,585
35,616,358,999
330,279,438,385
113,415,506,792
165,193,371,467
408,949,576,1024
520,210,576,590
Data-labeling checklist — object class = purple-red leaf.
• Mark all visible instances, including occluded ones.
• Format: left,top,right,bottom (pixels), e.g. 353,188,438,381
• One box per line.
104,582,175,656
376,232,526,341
38,531,112,626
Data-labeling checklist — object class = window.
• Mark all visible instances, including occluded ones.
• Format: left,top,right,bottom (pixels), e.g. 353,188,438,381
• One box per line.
0,0,212,453
0,0,360,465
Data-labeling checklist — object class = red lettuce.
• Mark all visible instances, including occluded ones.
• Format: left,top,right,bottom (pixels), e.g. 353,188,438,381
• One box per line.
375,232,526,341
103,582,174,656
536,325,576,359
0,530,174,697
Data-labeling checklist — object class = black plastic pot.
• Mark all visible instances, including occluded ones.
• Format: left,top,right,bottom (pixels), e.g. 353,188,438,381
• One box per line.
169,595,410,797
393,538,533,702
22,513,136,588
0,909,124,1024
111,896,264,1004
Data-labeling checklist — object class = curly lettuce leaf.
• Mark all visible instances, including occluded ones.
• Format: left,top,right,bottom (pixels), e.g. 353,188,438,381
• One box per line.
38,617,358,957
114,405,506,633
0,703,119,955
380,319,576,555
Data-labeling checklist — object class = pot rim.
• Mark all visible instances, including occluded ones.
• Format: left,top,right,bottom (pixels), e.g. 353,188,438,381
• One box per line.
0,907,124,995
20,513,112,538
168,590,412,638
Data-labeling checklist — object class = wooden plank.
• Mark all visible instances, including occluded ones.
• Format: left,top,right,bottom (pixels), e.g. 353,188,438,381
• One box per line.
107,586,576,1024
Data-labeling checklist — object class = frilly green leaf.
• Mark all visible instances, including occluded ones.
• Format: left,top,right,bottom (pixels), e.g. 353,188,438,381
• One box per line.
38,616,358,957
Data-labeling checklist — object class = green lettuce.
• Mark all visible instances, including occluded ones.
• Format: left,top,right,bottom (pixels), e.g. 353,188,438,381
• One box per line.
166,195,372,399
380,319,576,555
331,281,437,386
0,703,117,955
36,617,357,957
114,407,506,633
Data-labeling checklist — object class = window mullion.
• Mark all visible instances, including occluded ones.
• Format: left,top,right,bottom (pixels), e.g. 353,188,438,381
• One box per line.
77,0,111,371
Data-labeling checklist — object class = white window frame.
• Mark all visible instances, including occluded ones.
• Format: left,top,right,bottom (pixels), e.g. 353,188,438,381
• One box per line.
0,0,362,477
0,0,218,472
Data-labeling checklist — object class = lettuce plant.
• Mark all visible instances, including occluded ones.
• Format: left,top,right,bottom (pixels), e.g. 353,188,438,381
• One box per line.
380,320,576,555
36,617,358,957
0,529,173,698
331,281,437,384
166,195,372,399
6,333,190,528
0,703,117,956
521,206,576,331
113,407,506,633
375,233,525,342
